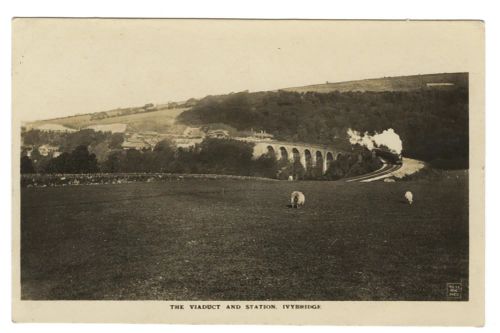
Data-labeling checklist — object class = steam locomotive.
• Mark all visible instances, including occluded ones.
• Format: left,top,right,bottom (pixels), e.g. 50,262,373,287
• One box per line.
373,147,403,165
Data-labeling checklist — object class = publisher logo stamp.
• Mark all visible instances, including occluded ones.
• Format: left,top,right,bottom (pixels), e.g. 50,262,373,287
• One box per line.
446,283,462,299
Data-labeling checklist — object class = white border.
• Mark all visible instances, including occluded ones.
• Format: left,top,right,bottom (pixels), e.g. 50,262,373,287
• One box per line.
1,0,499,332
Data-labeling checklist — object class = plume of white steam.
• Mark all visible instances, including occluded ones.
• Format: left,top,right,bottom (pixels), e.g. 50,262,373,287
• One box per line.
347,128,375,150
347,128,403,154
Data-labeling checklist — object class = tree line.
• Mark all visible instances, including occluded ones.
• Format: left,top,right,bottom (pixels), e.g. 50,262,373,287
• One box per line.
22,129,124,154
21,138,380,180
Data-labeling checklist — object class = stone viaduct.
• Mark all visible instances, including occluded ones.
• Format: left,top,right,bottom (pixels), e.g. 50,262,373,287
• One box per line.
247,139,346,174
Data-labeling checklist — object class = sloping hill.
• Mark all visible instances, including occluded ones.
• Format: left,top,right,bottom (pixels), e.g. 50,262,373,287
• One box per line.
27,107,188,133
280,73,468,93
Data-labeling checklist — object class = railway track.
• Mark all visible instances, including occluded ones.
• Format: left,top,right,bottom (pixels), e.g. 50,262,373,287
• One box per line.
344,161,402,183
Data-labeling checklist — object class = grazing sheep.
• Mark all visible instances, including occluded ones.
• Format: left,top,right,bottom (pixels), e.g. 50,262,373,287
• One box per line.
405,191,413,205
291,191,305,208
288,175,294,181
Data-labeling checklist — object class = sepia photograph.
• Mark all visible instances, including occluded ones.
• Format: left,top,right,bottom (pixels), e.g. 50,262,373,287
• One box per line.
11,18,484,324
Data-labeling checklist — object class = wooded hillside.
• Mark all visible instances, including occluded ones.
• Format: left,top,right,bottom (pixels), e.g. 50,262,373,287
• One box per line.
178,81,468,168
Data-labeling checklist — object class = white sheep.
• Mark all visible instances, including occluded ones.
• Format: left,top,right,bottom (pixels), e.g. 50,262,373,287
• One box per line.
405,191,413,205
291,191,305,208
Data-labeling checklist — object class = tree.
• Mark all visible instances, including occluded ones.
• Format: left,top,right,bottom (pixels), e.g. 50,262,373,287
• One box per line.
123,149,144,173
90,142,111,162
60,129,110,153
253,152,278,178
44,152,70,174
68,145,99,173
22,129,41,145
291,160,306,180
109,133,124,149
153,139,176,172
20,156,35,174
197,138,254,175
43,145,99,174
102,150,124,173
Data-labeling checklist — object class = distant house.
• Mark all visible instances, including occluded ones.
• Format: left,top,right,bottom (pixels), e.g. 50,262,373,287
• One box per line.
207,129,230,139
174,138,203,149
21,145,34,157
122,139,152,150
183,127,205,139
35,124,77,133
252,130,274,140
122,133,153,150
236,130,274,142
38,144,60,157
124,132,161,148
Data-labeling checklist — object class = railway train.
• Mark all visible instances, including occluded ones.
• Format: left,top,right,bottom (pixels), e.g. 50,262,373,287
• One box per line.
373,148,403,165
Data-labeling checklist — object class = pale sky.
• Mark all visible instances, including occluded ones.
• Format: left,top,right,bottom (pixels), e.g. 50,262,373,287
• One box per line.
13,19,481,121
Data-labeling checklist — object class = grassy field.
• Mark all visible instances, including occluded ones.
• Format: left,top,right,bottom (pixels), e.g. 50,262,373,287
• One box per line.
21,175,468,300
